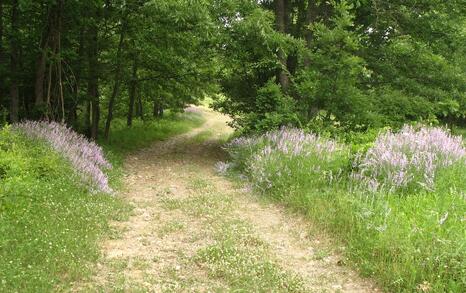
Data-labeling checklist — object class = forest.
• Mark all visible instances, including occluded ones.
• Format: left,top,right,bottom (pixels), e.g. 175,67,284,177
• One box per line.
0,0,465,134
0,0,465,292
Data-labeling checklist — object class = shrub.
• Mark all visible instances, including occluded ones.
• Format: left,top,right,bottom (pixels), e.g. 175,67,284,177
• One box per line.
14,121,112,193
354,125,465,192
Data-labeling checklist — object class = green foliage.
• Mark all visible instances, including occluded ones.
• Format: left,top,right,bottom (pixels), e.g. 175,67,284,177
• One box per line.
297,1,370,126
230,80,300,133
214,0,466,133
212,2,301,133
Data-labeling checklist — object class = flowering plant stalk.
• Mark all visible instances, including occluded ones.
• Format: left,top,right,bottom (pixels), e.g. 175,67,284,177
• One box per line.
354,125,465,192
14,121,113,194
226,127,349,196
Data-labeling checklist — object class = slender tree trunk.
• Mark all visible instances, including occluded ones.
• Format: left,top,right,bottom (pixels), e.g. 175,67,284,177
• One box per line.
34,51,47,108
34,10,53,106
104,18,127,139
57,0,64,122
127,56,138,127
153,101,157,117
84,100,91,136
153,100,158,117
0,0,5,104
0,0,3,57
67,29,85,127
304,0,317,67
159,107,164,118
153,100,163,118
275,0,290,91
9,0,20,122
87,17,100,140
136,94,143,118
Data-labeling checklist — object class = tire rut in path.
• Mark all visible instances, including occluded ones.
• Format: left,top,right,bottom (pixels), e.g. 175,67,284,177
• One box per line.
82,107,378,292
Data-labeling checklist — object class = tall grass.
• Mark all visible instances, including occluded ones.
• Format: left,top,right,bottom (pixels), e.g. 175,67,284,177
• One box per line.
0,112,203,292
225,126,466,292
354,125,465,193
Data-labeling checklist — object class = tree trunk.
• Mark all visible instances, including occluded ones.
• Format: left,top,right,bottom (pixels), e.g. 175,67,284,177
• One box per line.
127,56,138,127
136,94,143,119
67,28,85,127
9,0,20,122
0,0,3,56
57,0,64,122
0,0,5,105
303,0,317,67
34,11,53,106
87,17,100,140
84,100,91,136
153,100,164,118
275,0,290,91
104,17,127,139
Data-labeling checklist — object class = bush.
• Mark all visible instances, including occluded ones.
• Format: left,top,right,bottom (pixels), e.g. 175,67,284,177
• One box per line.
14,121,112,193
354,125,465,192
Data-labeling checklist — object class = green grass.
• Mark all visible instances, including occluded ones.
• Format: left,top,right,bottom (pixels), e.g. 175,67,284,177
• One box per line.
196,238,306,292
227,132,466,292
283,185,466,292
158,176,306,292
100,112,204,155
0,112,204,292
190,130,214,143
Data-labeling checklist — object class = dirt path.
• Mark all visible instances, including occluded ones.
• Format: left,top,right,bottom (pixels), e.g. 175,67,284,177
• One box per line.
81,107,378,292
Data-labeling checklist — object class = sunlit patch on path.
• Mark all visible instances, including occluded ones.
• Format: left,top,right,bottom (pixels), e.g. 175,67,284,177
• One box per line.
79,107,377,292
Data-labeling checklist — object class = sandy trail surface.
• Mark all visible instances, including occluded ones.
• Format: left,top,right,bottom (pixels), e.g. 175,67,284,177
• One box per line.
79,107,377,292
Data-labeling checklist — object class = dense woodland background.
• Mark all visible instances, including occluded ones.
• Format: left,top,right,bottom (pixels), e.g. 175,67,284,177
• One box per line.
0,0,465,135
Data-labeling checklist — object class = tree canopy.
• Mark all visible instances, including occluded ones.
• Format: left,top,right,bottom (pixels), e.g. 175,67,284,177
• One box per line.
0,0,465,136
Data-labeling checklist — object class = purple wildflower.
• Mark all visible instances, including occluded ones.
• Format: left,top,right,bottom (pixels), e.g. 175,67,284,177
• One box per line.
355,125,465,192
215,161,233,175
14,121,113,194
226,127,348,192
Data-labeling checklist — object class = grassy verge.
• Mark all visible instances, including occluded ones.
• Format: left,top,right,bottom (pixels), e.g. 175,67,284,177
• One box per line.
283,183,465,292
100,112,204,155
225,128,466,292
0,112,203,292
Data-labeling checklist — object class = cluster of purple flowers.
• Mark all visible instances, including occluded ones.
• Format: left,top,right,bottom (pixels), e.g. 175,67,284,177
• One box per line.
261,127,343,158
14,121,113,194
227,128,344,158
214,161,233,175
355,126,465,192
226,127,347,191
